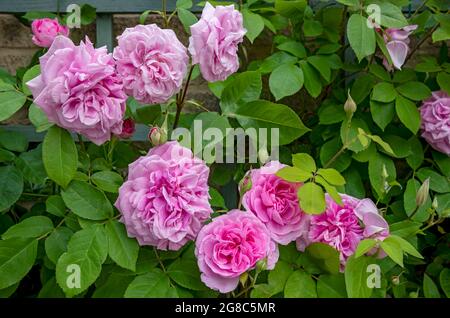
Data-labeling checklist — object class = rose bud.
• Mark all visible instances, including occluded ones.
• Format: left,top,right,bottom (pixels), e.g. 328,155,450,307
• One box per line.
118,118,135,139
148,126,167,146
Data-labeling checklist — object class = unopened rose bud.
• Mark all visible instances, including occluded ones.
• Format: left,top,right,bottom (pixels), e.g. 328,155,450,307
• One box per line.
344,90,357,117
239,272,248,286
409,291,418,298
391,276,400,286
117,118,135,139
148,126,167,146
239,172,252,195
256,258,267,272
416,178,430,207
432,196,438,210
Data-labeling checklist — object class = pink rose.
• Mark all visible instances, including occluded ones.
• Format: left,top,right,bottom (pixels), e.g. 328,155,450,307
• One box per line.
115,141,213,250
27,36,126,145
113,24,188,104
242,161,308,245
297,195,389,268
117,118,135,139
189,2,246,82
420,91,450,155
195,210,279,293
31,18,69,48
383,25,417,70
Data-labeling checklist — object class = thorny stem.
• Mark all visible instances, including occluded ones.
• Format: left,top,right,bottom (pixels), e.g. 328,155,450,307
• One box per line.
173,65,195,129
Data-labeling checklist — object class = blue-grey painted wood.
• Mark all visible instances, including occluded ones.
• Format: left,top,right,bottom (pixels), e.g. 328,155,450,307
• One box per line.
96,13,113,51
0,0,207,13
1,124,151,142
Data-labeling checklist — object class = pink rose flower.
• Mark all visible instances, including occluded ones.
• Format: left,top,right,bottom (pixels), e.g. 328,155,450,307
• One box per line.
27,36,126,145
195,210,279,293
420,91,450,155
117,118,135,139
297,195,389,268
31,18,69,48
188,2,246,82
113,24,188,105
242,161,308,245
115,141,213,250
383,25,417,70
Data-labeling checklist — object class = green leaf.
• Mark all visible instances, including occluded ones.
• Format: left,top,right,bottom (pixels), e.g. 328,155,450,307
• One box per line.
355,239,377,258
406,136,424,170
220,71,262,113
45,227,73,264
284,271,317,298
372,82,397,103
22,65,40,96
368,153,397,197
228,100,310,145
299,61,322,98
297,182,326,214
437,72,450,94
439,268,450,298
105,220,139,271
370,101,395,131
242,9,264,43
167,258,208,291
387,235,423,259
176,0,193,9
317,274,347,298
92,273,135,298
303,19,323,37
209,188,226,209
0,130,28,152
416,168,450,193
344,255,373,298
38,277,65,298
336,0,359,6
307,56,331,82
0,238,38,289
396,82,431,101
61,181,113,220
277,41,306,58
29,104,53,132
21,11,57,21
46,195,66,217
125,269,175,298
276,166,312,182
15,146,47,185
320,137,352,172
269,64,304,101
423,274,441,298
80,4,96,25
317,168,345,186
56,225,108,297
2,216,53,240
274,0,307,17
267,261,293,295
351,74,377,103
341,118,370,153
395,95,420,134
43,126,78,188
91,171,123,193
380,237,403,267
0,148,15,163
347,14,376,62
404,179,420,217
0,166,23,212
177,8,198,34
305,242,340,274
377,2,408,28
0,90,26,122
292,153,316,172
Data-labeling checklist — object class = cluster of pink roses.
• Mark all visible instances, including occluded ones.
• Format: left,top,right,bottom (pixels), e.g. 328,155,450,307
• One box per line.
115,141,390,293
27,2,246,144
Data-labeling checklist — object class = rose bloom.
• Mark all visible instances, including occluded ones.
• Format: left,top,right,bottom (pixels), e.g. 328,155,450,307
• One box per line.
113,24,188,104
27,36,126,145
297,194,389,268
242,161,308,245
115,141,212,250
195,210,279,293
31,18,69,48
117,118,135,139
420,91,450,155
189,2,246,82
383,25,417,70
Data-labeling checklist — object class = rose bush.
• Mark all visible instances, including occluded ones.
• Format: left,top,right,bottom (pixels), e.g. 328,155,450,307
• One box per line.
0,0,449,299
